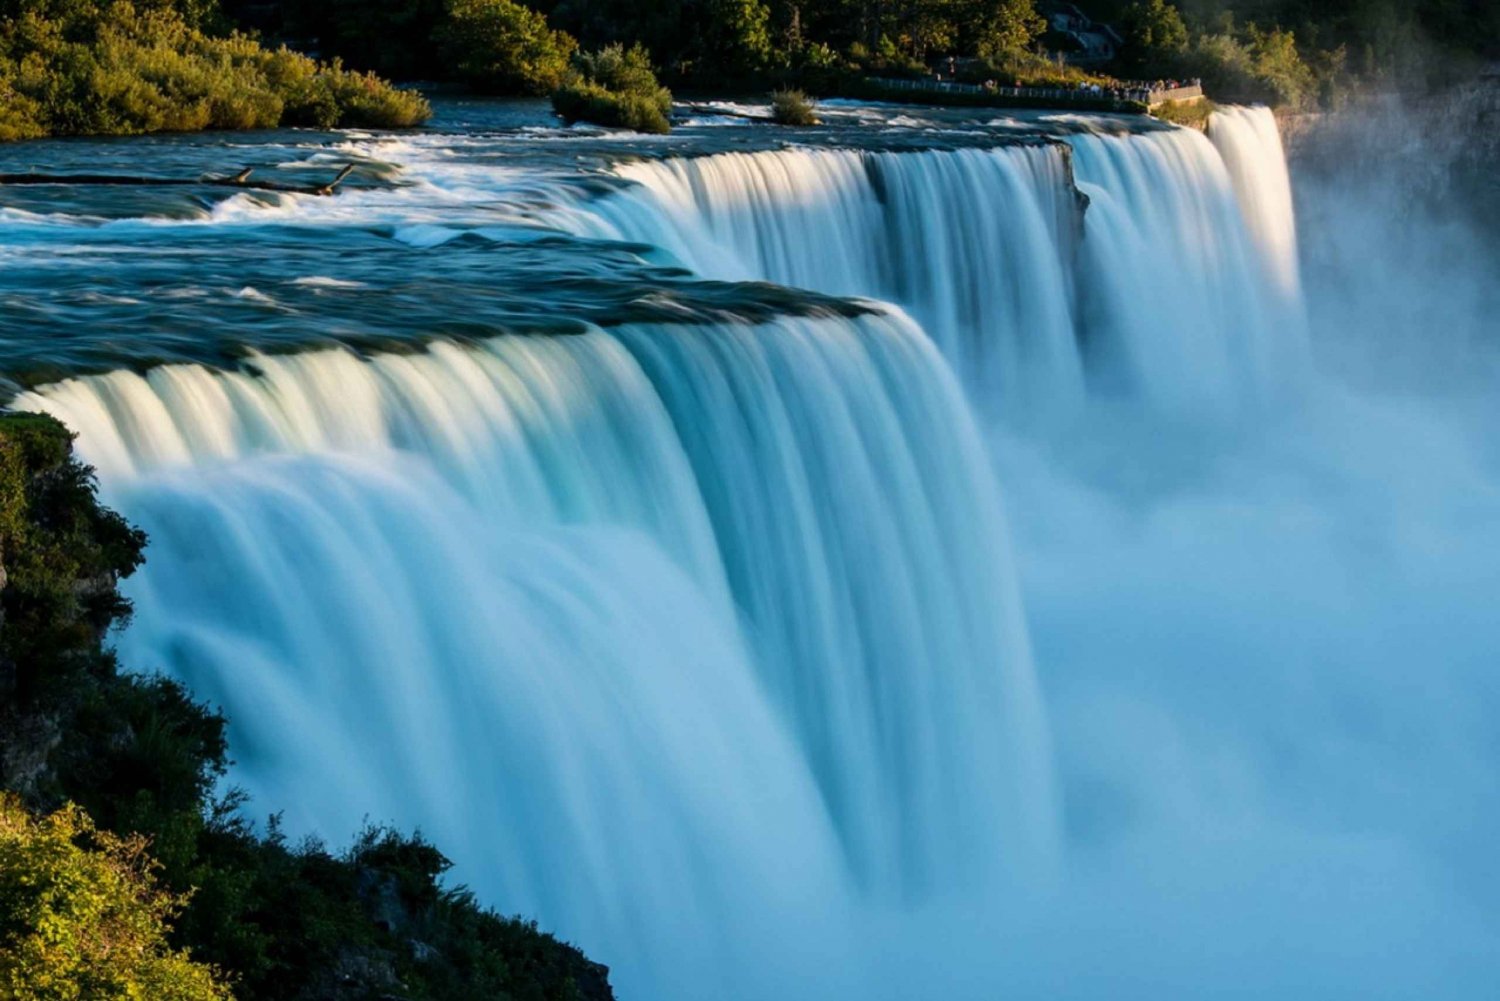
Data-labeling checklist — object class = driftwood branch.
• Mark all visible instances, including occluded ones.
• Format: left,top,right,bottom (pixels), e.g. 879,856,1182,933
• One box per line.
0,165,360,196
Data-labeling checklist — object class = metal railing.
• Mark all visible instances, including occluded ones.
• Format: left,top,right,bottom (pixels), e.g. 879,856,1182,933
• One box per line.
867,77,1203,109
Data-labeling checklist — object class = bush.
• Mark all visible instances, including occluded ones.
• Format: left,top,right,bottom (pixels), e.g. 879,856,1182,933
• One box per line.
551,43,672,134
437,0,577,95
0,0,430,140
770,87,817,125
0,795,232,1001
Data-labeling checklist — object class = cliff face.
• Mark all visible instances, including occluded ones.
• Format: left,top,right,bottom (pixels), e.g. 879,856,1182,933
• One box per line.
0,412,614,1001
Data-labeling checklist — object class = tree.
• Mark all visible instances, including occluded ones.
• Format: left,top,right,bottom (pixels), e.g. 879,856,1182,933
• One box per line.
699,0,773,71
1119,0,1189,72
1247,24,1315,108
0,795,232,1001
437,0,577,94
970,0,1045,60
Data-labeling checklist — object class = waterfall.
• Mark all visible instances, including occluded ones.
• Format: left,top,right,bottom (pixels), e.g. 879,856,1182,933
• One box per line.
1207,105,1302,303
1,106,1396,999
19,310,1055,998
545,114,1304,417
1067,114,1308,409
559,145,1085,420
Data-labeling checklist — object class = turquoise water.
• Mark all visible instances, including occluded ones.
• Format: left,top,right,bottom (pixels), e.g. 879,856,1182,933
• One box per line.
7,99,1498,998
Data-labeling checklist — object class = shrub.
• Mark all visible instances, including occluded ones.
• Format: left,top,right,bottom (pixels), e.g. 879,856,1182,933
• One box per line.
770,87,817,125
316,60,432,128
0,0,430,141
551,43,672,134
0,795,233,1001
437,0,577,95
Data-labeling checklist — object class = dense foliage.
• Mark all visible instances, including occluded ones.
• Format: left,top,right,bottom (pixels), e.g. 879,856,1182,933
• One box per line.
0,0,428,141
137,0,1498,119
0,413,612,1001
551,43,673,133
219,0,1053,87
0,795,233,1001
1101,0,1499,108
437,0,576,94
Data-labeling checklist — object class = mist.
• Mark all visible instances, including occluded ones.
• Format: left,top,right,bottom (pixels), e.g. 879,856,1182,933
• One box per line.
973,86,1500,997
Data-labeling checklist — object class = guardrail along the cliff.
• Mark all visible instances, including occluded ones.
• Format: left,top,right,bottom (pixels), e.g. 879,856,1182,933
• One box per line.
865,77,1204,114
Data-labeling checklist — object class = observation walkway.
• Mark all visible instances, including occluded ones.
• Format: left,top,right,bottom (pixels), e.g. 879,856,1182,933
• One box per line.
865,76,1205,114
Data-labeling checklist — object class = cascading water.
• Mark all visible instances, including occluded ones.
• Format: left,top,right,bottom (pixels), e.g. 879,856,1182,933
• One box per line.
562,145,1085,419
1207,104,1303,301
20,311,1055,997
8,99,1494,998
552,108,1304,416
1067,114,1308,408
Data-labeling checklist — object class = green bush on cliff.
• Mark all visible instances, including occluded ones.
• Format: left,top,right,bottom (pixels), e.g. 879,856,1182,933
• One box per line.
0,412,612,1001
0,794,233,1001
0,0,430,140
551,43,672,134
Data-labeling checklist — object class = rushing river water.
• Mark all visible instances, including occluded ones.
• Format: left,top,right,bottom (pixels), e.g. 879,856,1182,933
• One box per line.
3,98,1497,998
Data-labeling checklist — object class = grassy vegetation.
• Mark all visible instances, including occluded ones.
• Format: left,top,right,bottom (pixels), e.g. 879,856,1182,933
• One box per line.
1153,96,1217,125
0,412,613,1001
953,49,1123,90
551,43,673,134
770,88,817,125
0,0,429,142
847,76,1147,113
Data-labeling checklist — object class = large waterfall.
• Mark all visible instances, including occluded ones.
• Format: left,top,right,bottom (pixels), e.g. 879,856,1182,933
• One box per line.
20,312,1055,997
13,103,1496,998
553,109,1304,416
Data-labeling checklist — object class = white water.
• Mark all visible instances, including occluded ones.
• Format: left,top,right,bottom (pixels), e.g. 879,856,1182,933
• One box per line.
553,113,1305,418
21,312,1055,997
16,105,1500,997
569,145,1084,420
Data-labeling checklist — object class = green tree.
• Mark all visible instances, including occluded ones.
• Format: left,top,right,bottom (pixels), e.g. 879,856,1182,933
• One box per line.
0,795,232,1001
970,0,1045,59
1119,0,1189,72
437,0,577,93
1247,24,1315,107
700,0,772,71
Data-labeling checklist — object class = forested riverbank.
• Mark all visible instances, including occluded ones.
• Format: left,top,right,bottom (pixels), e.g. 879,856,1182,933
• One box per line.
5,0,1497,141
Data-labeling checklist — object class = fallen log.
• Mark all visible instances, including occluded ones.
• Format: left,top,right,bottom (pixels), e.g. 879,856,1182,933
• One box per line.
0,164,359,196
